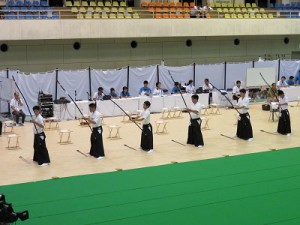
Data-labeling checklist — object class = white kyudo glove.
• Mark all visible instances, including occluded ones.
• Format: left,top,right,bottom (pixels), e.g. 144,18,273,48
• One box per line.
148,126,152,132
40,135,45,140
238,116,241,121
197,119,200,125
247,116,250,120
279,112,282,117
98,128,102,134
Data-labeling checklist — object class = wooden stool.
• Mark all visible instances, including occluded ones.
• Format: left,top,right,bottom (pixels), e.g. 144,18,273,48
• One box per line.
161,108,170,118
209,104,221,114
122,111,131,122
155,120,168,133
172,107,183,117
7,134,20,149
201,105,209,115
45,117,60,130
201,117,210,130
3,121,16,133
59,129,72,144
108,125,121,139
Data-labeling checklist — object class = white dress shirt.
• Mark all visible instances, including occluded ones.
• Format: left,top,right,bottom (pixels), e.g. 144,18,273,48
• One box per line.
33,114,44,134
278,96,288,110
141,109,151,124
153,88,163,96
232,86,240,96
277,80,288,87
186,85,195,94
90,111,101,127
190,102,201,119
202,83,213,92
237,97,249,114
93,92,104,100
10,98,23,111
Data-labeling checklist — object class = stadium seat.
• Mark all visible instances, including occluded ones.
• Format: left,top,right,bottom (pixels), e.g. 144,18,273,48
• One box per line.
163,1,169,7
177,13,183,18
66,1,72,6
77,13,84,19
170,7,176,13
111,7,118,13
93,13,100,18
113,1,119,7
148,2,154,7
243,13,249,18
71,7,78,13
210,3,215,7
105,1,111,7
16,0,23,6
163,13,169,18
252,3,257,8
79,7,86,13
125,14,131,18
103,7,110,12
24,0,31,6
231,13,237,18
224,13,230,18
227,3,233,7
74,1,80,6
241,8,247,13
229,8,235,13
87,7,94,12
221,3,227,7
40,1,48,6
102,13,108,18
120,2,126,7
184,13,190,18
127,7,133,13
7,13,16,19
176,2,182,8
223,8,229,13
237,13,243,18
141,1,148,7
262,13,268,18
183,7,190,13
109,13,116,18
81,1,88,6
190,2,195,7
18,13,25,19
20,7,27,12
170,13,176,18
95,7,102,12
256,13,262,18
247,8,253,12
156,7,162,13
90,1,96,7
29,6,36,11
217,8,222,13
215,3,221,7
85,13,92,18
148,7,154,12
268,13,274,18
240,3,245,7
133,12,139,18
97,1,104,7
235,8,241,13
118,7,125,13
205,13,211,18
156,2,162,7
8,1,15,6
250,14,255,18
233,3,239,7
259,8,265,13
25,13,33,19
254,8,259,12
155,13,162,18
117,13,124,18
246,3,251,8
162,7,168,13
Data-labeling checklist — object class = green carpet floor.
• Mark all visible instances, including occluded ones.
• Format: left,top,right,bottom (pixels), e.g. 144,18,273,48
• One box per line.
2,147,300,225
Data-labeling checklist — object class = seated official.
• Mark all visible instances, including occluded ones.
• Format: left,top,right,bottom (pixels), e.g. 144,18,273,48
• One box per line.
232,80,241,101
277,76,288,88
203,78,213,104
93,87,104,101
267,83,278,103
185,80,195,94
10,92,26,126
153,82,164,96
120,86,131,98
295,70,300,85
109,88,119,99
139,80,151,96
286,76,295,86
171,82,181,94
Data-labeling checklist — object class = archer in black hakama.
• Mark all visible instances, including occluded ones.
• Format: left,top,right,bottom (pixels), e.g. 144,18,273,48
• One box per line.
236,113,253,140
33,132,50,165
90,126,105,158
141,124,153,151
187,118,204,147
277,109,291,135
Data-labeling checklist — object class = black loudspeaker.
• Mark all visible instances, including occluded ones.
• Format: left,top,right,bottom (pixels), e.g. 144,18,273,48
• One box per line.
284,37,289,44
130,41,138,48
73,42,81,50
234,39,240,45
186,39,192,47
0,44,8,52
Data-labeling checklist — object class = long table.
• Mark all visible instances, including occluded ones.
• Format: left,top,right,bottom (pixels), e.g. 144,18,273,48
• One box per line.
54,93,209,120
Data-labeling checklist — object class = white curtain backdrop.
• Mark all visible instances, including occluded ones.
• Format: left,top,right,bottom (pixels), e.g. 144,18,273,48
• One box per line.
129,66,157,97
195,63,225,89
57,70,89,102
280,60,300,78
159,65,194,93
14,71,56,115
226,62,252,89
254,60,279,81
91,68,128,97
0,70,10,113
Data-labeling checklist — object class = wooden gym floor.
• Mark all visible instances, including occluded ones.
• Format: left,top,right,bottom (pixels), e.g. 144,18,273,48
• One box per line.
0,102,299,186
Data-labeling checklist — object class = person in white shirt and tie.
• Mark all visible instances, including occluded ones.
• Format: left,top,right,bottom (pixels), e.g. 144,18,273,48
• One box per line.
10,92,26,125
277,90,291,136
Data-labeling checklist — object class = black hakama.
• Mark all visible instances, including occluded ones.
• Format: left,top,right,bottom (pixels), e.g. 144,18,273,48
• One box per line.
90,126,105,158
187,118,204,146
236,113,253,140
277,109,291,135
141,124,153,151
33,132,50,165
